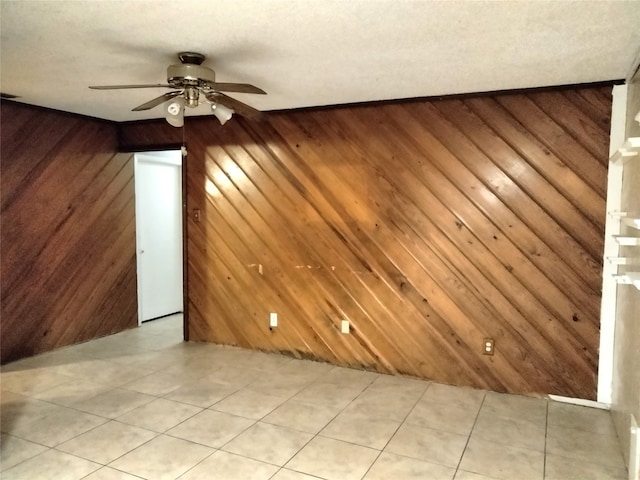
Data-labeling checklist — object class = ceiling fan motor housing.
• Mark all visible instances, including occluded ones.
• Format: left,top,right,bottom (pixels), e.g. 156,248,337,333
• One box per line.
167,63,216,86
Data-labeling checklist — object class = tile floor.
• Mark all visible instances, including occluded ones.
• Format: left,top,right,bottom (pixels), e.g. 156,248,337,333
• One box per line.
0,314,628,480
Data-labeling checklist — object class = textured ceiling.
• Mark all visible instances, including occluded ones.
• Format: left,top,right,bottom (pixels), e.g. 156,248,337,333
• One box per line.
1,1,640,123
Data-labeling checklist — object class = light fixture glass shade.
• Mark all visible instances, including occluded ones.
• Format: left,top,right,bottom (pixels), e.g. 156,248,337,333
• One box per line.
211,103,234,125
165,97,185,127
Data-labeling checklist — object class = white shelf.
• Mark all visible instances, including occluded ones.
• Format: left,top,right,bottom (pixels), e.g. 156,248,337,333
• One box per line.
612,272,640,290
610,137,640,164
609,212,640,230
621,217,640,230
613,235,640,246
607,256,640,265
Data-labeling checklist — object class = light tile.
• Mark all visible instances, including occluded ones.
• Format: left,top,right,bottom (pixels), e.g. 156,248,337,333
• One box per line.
121,371,185,396
109,435,213,480
385,423,467,467
205,366,261,387
546,424,625,468
278,359,334,378
263,399,342,434
0,390,26,408
246,372,310,398
110,350,182,372
163,379,239,408
0,369,75,396
86,361,154,387
320,411,400,449
1,394,65,432
82,467,143,480
271,469,321,480
0,359,39,374
208,350,261,370
364,451,455,479
345,389,420,422
117,398,202,432
134,335,183,351
0,433,48,471
166,409,254,448
544,453,628,480
72,387,155,418
164,361,219,383
1,449,100,480
179,450,278,480
422,382,486,409
405,399,479,435
471,410,545,451
8,405,107,447
45,358,114,380
223,421,313,466
319,366,379,388
211,388,287,419
459,436,544,480
480,391,547,424
365,374,429,397
547,401,617,436
68,340,130,360
286,436,379,480
2,348,87,372
247,351,295,372
57,420,157,464
32,379,109,407
455,471,501,480
192,344,239,361
292,382,365,408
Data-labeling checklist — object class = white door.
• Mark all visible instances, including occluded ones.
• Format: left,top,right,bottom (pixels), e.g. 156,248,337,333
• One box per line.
135,151,183,323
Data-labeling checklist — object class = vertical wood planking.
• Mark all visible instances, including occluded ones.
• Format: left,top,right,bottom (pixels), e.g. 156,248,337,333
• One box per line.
1,103,137,363
119,85,611,399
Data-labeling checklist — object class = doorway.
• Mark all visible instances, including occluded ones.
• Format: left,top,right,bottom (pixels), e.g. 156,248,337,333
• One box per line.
134,150,184,325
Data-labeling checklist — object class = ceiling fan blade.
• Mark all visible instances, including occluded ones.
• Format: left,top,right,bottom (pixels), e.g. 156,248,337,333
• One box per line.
206,92,264,119
0,92,20,99
205,82,266,95
132,91,182,111
89,84,173,90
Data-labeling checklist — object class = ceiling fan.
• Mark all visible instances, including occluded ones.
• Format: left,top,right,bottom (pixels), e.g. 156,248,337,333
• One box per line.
90,52,266,126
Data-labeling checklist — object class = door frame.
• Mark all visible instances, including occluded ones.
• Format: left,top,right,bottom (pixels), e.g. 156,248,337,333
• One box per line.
132,147,188,340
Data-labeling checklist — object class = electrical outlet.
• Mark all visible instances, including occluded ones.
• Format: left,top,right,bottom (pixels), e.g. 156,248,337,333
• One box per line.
483,338,494,355
341,320,350,334
270,312,278,328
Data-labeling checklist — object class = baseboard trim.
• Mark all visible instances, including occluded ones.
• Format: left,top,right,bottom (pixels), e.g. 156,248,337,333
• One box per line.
548,394,611,410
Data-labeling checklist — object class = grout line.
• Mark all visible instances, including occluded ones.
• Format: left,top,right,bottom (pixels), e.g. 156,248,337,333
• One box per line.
452,390,487,476
543,398,549,479
171,447,219,480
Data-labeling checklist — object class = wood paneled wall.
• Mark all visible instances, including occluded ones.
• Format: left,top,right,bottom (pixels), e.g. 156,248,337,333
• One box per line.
1,103,138,363
120,85,611,399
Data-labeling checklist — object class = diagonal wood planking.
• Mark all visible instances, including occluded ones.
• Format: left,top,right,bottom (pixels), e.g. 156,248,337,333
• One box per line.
1,103,138,363
121,85,611,399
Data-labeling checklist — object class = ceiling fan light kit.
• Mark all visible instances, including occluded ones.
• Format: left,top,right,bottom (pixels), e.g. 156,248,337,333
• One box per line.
90,52,266,127
165,97,185,127
211,102,234,125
